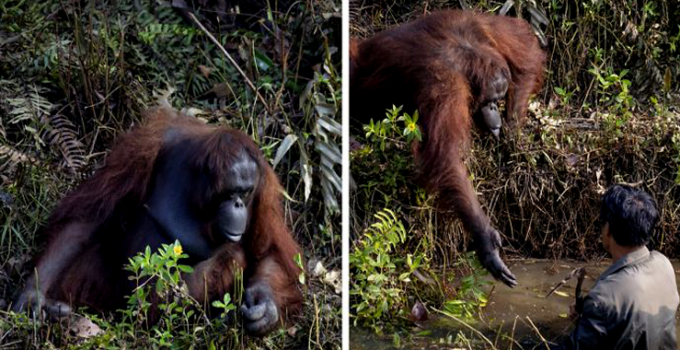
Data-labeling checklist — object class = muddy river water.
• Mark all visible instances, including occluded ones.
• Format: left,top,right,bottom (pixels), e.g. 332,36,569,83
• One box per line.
351,259,680,349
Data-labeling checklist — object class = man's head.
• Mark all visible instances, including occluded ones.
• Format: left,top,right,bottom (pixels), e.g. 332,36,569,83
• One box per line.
600,185,659,252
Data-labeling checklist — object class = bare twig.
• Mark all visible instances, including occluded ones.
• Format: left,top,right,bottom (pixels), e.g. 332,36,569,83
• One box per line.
526,316,551,350
545,266,585,298
187,13,272,115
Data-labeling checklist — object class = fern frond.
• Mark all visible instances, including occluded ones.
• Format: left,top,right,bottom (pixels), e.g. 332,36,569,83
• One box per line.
41,114,86,172
7,85,53,124
314,109,342,215
0,145,40,179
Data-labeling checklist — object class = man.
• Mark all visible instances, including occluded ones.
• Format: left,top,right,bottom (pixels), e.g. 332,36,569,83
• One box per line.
561,184,679,349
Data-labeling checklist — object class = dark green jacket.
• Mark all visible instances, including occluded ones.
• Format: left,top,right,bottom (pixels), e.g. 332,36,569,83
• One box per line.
564,247,679,350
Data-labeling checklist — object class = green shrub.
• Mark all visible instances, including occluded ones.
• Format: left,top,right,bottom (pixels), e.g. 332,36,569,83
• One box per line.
442,253,490,319
2,242,247,349
100,241,243,348
350,209,426,333
351,107,491,334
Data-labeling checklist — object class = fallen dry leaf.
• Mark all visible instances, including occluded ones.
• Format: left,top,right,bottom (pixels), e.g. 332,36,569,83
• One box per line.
286,326,298,336
323,270,341,294
69,316,103,338
313,261,327,277
198,65,213,78
554,290,570,298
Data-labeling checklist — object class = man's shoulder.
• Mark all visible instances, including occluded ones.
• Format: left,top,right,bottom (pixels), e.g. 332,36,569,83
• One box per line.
649,250,674,270
600,249,674,283
647,251,678,291
591,249,678,306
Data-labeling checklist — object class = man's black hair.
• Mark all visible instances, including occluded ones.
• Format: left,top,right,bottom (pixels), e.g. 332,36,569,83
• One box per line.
600,184,659,247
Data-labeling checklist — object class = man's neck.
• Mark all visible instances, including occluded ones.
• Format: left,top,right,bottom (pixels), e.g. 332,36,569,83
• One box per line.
610,244,645,262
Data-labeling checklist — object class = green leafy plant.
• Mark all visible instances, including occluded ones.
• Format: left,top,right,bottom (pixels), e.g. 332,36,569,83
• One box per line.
3,242,245,349
123,241,196,326
1,0,341,347
118,241,241,347
363,105,422,151
672,132,680,185
352,104,495,336
212,293,237,319
442,252,491,319
588,66,635,136
364,105,399,151
553,86,574,105
350,209,427,333
399,110,422,144
353,106,417,212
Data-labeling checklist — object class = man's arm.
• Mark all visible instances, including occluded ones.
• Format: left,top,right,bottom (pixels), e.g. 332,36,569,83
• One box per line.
561,293,613,350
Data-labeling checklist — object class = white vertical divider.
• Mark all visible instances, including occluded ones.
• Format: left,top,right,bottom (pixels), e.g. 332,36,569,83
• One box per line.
341,0,350,347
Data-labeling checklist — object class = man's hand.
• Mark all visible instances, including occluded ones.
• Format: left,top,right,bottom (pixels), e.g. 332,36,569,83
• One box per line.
568,302,580,323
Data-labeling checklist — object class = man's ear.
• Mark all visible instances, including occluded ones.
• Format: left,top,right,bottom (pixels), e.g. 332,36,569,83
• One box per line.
601,222,612,251
603,222,611,238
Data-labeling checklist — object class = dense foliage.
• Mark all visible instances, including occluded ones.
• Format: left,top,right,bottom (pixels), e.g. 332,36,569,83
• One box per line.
0,0,341,348
350,0,680,345
350,0,680,268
